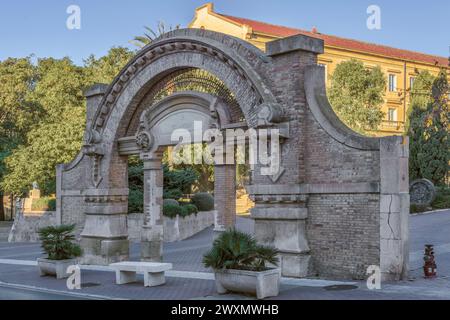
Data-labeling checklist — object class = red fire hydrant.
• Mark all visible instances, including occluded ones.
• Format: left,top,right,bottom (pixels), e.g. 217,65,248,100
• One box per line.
424,244,437,278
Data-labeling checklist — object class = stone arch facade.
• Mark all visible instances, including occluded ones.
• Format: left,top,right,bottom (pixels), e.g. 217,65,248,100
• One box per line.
56,29,409,281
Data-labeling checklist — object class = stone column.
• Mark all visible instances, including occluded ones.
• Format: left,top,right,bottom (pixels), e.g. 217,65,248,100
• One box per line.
141,158,164,262
214,164,236,231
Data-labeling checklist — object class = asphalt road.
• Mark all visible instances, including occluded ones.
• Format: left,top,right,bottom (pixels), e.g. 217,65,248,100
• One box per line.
0,284,89,300
0,212,449,300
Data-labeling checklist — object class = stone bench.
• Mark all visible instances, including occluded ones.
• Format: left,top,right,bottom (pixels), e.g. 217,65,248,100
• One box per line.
109,262,173,287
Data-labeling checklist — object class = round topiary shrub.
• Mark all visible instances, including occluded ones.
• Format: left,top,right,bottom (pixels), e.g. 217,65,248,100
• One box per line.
163,199,180,207
183,204,199,216
163,204,183,219
178,206,190,218
192,193,215,212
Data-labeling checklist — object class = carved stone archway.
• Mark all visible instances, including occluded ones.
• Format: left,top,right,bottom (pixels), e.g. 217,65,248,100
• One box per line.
56,29,409,281
117,92,238,261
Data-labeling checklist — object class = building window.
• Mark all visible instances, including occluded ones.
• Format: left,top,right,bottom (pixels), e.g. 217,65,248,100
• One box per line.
410,77,415,89
389,74,397,92
388,108,398,122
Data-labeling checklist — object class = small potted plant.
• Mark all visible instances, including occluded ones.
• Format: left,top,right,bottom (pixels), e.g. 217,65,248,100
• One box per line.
203,229,280,299
37,224,82,279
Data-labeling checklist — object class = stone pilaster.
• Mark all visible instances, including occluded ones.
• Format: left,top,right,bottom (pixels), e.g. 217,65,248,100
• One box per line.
214,164,237,231
80,189,129,265
379,136,410,281
248,185,311,278
141,158,164,262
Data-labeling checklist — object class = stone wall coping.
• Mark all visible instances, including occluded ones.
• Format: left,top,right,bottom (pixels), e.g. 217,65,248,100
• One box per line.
251,207,308,220
247,182,380,195
266,34,324,56
304,65,380,151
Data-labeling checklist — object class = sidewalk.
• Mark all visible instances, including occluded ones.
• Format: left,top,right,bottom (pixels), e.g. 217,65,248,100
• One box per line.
0,213,450,300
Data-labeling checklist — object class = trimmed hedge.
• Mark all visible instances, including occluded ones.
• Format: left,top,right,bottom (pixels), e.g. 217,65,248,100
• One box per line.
163,203,199,219
191,193,214,212
183,204,199,216
163,204,183,219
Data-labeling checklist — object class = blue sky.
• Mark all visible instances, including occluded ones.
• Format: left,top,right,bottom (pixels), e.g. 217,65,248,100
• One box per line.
0,0,449,65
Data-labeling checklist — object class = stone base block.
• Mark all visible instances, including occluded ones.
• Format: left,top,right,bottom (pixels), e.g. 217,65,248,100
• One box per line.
141,225,163,262
141,240,163,262
280,253,311,278
80,237,129,265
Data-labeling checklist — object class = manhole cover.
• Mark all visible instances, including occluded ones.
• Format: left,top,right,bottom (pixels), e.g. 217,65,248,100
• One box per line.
324,285,358,291
82,282,101,288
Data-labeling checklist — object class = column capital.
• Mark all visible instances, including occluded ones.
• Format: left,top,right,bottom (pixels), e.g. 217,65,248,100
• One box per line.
143,158,163,171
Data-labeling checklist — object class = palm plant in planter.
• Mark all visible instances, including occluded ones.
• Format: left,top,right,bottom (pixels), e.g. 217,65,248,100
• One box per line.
203,229,280,299
37,224,82,279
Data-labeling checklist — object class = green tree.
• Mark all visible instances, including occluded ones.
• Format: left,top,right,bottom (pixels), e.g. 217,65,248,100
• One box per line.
0,58,39,219
408,70,450,185
328,59,386,134
2,58,86,195
406,71,435,132
84,47,135,84
1,48,133,196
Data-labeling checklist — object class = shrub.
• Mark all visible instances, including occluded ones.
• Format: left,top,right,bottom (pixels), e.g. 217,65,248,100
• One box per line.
178,206,190,218
183,204,198,216
163,199,180,207
31,197,56,212
203,229,279,272
163,189,183,201
410,204,428,214
432,187,450,210
38,224,82,261
192,193,214,211
163,204,183,219
128,189,143,213
163,165,199,199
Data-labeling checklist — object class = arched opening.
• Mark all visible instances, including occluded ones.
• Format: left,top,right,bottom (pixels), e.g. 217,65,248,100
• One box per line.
116,68,254,261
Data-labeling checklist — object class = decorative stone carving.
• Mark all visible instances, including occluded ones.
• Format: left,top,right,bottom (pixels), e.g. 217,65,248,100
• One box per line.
136,131,153,152
257,102,283,126
410,179,436,207
249,194,308,204
91,38,267,132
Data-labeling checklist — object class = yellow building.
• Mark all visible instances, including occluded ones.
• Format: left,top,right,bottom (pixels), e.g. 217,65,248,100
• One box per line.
189,3,449,135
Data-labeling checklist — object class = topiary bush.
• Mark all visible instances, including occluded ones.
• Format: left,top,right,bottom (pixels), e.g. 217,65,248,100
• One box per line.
163,204,183,219
203,229,279,272
38,224,82,261
183,204,199,216
192,193,215,212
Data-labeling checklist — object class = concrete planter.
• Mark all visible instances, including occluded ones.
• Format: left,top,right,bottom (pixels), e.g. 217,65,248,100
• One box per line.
214,268,281,299
37,258,78,279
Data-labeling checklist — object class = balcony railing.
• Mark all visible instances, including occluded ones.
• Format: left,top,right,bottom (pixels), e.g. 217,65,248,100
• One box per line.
381,120,405,132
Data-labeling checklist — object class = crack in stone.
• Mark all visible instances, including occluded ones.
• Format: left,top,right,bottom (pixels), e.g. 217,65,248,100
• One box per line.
387,195,396,239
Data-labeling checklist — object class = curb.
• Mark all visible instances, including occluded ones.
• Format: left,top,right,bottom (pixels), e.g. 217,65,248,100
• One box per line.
0,281,121,300
410,209,450,217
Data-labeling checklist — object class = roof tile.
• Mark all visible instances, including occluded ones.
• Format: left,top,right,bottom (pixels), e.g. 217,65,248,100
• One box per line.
221,14,449,67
